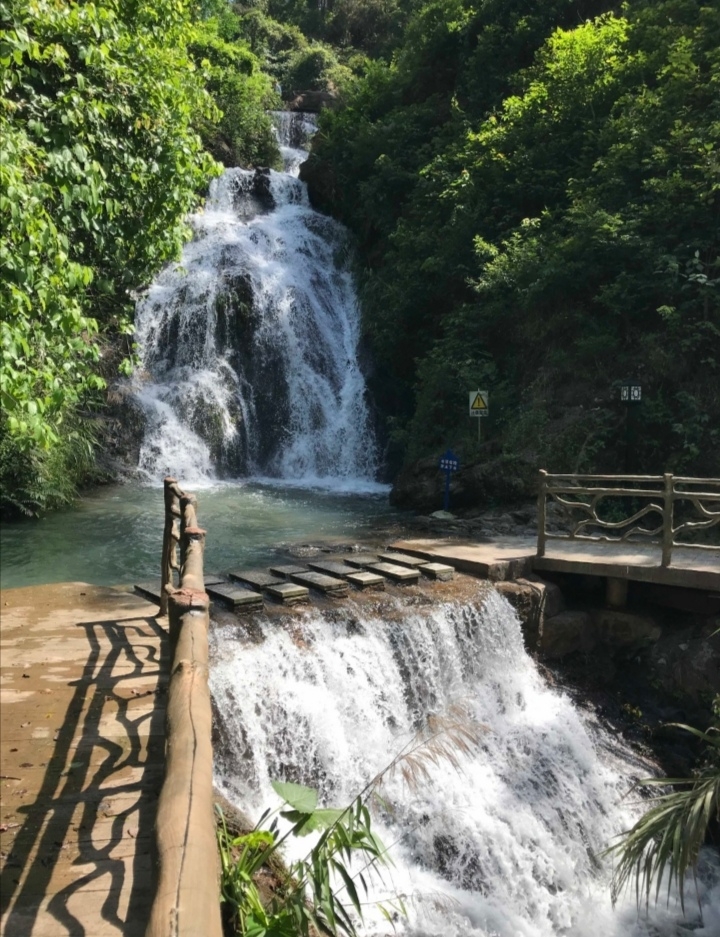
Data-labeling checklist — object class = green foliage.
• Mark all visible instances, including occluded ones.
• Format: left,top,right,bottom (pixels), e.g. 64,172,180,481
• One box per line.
234,8,309,79
189,18,281,168
307,0,720,475
1,0,219,457
234,5,365,95
264,0,412,57
0,410,101,517
605,715,720,912
285,42,342,91
217,781,391,937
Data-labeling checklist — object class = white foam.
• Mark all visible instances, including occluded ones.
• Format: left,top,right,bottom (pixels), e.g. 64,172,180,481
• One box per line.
210,590,720,936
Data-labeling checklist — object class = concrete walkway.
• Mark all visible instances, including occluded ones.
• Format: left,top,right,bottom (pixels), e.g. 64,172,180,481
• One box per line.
0,583,166,937
390,536,719,590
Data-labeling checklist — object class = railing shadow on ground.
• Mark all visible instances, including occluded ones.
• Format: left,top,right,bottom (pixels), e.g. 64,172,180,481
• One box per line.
0,614,168,937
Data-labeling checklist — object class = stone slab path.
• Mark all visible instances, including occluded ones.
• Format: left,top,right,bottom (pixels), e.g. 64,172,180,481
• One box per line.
0,582,166,937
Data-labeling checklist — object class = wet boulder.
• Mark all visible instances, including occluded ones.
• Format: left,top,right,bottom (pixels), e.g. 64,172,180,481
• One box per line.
593,609,662,648
540,610,596,659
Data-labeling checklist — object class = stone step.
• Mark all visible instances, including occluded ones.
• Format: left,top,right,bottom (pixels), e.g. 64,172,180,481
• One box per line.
419,562,454,581
289,571,349,597
342,554,380,569
269,564,310,578
346,570,386,591
229,569,284,590
204,574,227,586
366,562,421,584
134,581,162,604
265,582,310,605
307,560,358,577
205,582,264,611
378,552,429,569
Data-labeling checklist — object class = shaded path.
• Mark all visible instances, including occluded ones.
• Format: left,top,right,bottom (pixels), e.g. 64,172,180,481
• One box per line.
1,583,166,936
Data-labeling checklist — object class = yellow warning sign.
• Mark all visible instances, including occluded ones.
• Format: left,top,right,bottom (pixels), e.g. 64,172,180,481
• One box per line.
469,390,489,417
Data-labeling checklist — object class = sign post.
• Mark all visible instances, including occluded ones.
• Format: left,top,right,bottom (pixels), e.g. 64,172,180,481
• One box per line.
619,378,641,473
439,449,459,512
468,389,489,442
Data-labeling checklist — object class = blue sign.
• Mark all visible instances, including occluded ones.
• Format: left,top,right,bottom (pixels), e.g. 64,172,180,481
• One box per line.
439,449,459,510
439,450,459,472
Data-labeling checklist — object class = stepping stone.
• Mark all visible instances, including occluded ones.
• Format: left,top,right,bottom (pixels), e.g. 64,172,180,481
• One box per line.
269,564,310,578
229,569,284,590
265,582,309,605
379,552,429,569
346,570,385,591
342,554,380,569
367,562,420,584
419,562,455,582
307,560,358,577
204,574,227,586
206,582,263,611
134,581,162,604
289,571,349,597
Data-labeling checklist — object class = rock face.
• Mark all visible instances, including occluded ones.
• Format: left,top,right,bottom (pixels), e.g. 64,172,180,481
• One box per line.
648,616,719,700
538,606,663,659
593,609,662,647
99,383,148,479
540,610,596,659
389,454,537,513
300,151,337,215
285,91,340,112
495,576,565,647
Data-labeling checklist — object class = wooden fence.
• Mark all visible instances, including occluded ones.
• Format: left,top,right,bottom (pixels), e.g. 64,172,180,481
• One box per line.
537,471,720,567
146,477,222,937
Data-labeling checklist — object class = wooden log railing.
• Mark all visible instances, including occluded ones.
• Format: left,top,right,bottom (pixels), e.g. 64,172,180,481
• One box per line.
536,470,720,568
146,477,222,937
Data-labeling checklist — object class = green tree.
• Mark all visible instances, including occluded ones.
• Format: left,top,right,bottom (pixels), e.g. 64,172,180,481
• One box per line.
1,0,219,441
305,0,720,475
189,16,281,168
1,0,219,510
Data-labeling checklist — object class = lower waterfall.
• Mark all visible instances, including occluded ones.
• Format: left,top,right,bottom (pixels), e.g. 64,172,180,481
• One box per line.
210,590,720,937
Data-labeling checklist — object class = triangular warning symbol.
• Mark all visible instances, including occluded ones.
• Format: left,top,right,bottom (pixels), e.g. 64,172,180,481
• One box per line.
471,392,487,411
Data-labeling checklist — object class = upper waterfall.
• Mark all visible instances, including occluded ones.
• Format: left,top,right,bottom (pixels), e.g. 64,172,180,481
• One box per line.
131,112,380,490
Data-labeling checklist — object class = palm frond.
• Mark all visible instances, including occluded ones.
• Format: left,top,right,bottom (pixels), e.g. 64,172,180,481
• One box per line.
368,701,488,795
605,768,720,911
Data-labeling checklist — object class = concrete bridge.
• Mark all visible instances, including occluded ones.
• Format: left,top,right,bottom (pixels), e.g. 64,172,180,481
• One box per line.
394,471,719,606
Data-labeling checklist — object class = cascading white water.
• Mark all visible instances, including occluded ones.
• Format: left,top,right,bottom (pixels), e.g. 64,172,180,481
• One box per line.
132,112,379,489
210,590,720,937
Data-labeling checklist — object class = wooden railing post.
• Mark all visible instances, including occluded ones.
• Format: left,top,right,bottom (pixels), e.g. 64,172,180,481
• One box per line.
160,477,178,616
537,469,548,557
179,492,198,572
661,472,673,567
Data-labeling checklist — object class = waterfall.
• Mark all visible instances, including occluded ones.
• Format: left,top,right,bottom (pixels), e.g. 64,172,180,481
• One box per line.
132,112,379,489
210,590,720,937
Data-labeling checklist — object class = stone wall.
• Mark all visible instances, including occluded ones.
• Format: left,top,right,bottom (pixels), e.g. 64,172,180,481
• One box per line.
495,576,719,706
